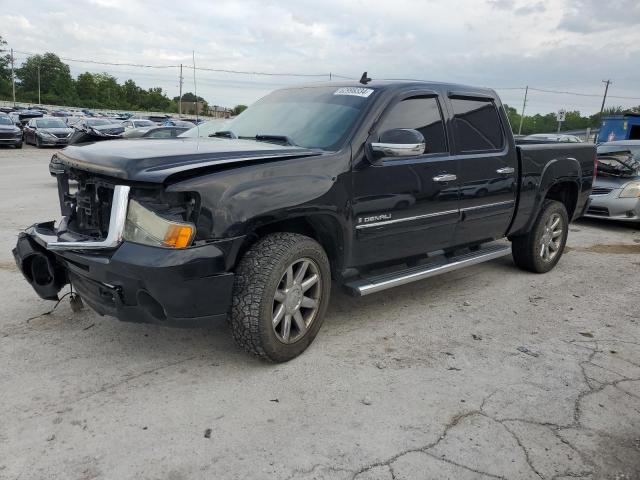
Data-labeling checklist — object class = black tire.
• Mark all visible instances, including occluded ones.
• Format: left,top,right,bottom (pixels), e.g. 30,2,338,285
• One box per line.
230,232,331,362
15,142,22,149
511,200,569,273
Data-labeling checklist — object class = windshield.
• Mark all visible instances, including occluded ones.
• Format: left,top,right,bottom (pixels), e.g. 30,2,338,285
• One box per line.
178,119,228,138
36,119,67,128
0,116,12,126
597,146,640,177
222,86,375,149
86,118,113,126
597,145,640,158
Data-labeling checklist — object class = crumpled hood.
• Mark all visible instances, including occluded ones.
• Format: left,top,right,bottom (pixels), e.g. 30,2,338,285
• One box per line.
56,137,322,183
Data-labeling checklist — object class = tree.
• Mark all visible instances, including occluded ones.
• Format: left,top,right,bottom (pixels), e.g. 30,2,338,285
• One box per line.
0,36,11,99
122,79,142,108
232,104,247,115
174,91,205,103
76,72,99,106
16,53,76,104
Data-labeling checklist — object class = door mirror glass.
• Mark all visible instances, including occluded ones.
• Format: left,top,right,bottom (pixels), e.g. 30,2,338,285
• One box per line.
369,128,425,162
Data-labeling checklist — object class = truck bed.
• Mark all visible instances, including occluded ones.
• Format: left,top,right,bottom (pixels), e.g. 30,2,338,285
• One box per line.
507,142,596,236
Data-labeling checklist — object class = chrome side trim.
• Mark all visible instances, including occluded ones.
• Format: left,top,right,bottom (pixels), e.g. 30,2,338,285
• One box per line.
347,243,511,296
36,185,131,251
461,200,514,212
355,209,459,230
433,174,457,182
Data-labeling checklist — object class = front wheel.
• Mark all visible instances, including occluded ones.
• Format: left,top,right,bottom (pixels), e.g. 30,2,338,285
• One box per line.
230,233,331,362
14,142,22,149
511,200,569,273
35,136,42,148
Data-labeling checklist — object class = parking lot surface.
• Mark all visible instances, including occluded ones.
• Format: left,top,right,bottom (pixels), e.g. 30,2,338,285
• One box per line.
1,145,639,480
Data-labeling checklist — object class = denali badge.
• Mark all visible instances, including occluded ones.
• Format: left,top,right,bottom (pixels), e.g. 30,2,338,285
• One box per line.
358,214,392,224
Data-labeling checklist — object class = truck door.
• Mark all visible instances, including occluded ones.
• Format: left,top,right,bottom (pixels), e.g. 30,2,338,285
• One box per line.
351,92,460,267
447,94,517,245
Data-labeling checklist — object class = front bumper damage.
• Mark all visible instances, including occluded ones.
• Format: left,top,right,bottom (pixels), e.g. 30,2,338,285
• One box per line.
13,224,239,326
13,179,242,327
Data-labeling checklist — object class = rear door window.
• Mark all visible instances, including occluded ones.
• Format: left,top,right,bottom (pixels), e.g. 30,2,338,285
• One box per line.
378,97,448,155
451,98,505,152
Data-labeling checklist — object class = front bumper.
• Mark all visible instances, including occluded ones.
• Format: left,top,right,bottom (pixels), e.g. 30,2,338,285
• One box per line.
0,137,22,145
39,135,70,146
584,190,640,221
13,223,242,327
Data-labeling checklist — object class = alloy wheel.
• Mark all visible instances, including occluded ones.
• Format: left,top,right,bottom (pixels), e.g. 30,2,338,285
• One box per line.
272,258,322,344
539,213,563,262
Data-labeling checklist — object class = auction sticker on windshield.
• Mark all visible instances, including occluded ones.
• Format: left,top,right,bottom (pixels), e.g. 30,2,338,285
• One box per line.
334,87,374,98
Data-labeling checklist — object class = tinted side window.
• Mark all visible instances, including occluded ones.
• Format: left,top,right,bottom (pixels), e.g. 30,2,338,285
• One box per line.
147,129,172,138
379,97,448,154
451,98,504,152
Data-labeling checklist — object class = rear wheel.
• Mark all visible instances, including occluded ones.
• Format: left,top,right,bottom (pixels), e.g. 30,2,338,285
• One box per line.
511,200,569,273
230,233,331,362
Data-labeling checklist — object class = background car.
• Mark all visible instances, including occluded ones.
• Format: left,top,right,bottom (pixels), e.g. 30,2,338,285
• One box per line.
177,119,229,138
122,126,190,138
0,113,23,148
121,119,156,129
9,110,44,128
584,140,640,223
162,119,196,128
23,117,74,148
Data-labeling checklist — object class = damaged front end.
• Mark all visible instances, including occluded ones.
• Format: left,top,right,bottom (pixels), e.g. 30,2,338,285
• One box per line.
12,166,238,327
69,124,125,145
13,226,69,300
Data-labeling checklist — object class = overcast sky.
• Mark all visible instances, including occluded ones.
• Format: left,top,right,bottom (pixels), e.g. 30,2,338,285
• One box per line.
2,0,639,114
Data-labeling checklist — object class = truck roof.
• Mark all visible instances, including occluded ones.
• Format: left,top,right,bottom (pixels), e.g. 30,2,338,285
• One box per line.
280,80,498,97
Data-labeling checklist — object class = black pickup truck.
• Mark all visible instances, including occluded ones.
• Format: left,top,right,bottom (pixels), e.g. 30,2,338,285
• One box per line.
13,81,595,361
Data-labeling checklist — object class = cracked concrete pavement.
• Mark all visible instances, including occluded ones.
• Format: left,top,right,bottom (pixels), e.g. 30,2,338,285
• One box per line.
1,146,639,480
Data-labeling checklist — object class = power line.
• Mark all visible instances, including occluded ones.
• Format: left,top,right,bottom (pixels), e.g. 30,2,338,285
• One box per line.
10,48,640,102
13,49,337,78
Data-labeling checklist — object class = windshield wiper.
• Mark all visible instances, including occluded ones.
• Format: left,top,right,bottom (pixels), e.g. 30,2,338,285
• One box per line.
210,130,237,139
252,134,298,147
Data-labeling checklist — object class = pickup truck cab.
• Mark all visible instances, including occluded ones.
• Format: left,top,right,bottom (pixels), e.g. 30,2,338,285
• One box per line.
13,80,595,361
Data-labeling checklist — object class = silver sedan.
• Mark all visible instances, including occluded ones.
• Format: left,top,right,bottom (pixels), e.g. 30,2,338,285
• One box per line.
584,140,640,223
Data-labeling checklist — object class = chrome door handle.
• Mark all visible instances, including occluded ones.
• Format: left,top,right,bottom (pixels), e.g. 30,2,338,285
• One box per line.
433,174,457,182
496,167,515,175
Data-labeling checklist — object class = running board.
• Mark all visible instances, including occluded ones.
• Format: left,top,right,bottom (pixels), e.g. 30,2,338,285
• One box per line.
345,243,512,297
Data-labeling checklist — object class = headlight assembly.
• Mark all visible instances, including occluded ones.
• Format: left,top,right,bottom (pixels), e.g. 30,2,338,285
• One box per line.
619,181,640,198
124,199,195,248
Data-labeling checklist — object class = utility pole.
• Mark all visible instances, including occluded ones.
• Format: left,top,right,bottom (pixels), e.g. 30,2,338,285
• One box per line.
10,48,16,107
178,64,183,117
37,63,41,105
599,79,611,117
518,85,528,136
595,79,611,143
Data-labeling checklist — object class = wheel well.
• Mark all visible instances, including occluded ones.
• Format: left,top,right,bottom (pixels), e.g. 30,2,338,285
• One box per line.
545,181,579,219
239,216,344,278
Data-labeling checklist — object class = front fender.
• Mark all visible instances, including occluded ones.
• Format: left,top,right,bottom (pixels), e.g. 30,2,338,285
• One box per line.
167,153,351,239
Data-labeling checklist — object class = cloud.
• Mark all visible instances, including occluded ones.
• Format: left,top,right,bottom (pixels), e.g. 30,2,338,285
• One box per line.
487,0,515,9
558,0,640,33
0,0,639,114
515,1,546,15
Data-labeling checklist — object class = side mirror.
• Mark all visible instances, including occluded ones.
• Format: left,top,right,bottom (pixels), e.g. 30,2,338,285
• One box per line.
368,128,425,163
